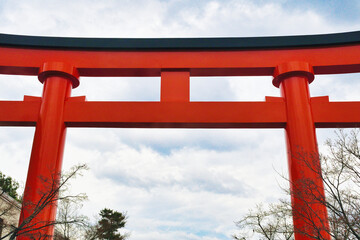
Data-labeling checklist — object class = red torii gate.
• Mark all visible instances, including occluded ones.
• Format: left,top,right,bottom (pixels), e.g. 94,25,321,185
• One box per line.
1,31,360,240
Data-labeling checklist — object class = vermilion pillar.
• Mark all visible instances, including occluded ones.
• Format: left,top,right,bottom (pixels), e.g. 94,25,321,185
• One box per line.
273,62,330,240
18,62,79,240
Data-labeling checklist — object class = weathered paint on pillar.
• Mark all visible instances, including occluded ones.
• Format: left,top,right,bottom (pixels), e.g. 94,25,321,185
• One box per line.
273,62,330,240
17,62,79,240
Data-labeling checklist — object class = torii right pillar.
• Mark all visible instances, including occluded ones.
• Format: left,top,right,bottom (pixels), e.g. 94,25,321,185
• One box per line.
273,62,330,240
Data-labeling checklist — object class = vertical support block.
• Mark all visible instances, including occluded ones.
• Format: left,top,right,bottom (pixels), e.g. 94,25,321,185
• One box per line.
18,62,79,240
273,62,330,240
161,71,190,102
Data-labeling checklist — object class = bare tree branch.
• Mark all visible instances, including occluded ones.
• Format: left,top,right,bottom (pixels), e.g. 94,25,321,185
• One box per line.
234,129,360,240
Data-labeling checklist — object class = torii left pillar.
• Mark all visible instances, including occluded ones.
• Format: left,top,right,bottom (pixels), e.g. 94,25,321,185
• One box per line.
17,62,79,240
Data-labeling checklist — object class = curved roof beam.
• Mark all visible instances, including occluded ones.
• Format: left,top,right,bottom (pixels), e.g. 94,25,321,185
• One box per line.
0,31,360,50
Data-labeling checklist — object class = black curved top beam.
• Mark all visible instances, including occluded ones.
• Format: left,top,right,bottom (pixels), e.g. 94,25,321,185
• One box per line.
0,31,359,50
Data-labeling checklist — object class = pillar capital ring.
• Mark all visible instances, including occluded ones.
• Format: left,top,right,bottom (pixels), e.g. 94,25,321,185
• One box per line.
38,62,80,88
272,61,314,88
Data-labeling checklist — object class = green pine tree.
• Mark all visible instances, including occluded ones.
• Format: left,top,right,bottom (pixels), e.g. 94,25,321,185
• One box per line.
97,208,128,240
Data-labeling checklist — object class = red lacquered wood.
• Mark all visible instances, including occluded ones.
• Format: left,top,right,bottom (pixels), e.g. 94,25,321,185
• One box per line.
161,71,190,102
276,62,330,240
17,63,77,240
0,32,357,240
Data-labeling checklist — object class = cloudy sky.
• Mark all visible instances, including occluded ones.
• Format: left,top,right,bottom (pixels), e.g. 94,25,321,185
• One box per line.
0,0,359,239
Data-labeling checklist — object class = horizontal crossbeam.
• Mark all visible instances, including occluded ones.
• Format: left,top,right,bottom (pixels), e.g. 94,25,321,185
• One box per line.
0,99,40,126
1,97,360,128
1,31,360,50
0,45,360,77
311,97,360,128
63,101,287,128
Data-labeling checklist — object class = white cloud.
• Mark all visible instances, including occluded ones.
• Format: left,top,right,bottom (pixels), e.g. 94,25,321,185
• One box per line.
0,0,358,239
62,128,288,239
1,0,358,38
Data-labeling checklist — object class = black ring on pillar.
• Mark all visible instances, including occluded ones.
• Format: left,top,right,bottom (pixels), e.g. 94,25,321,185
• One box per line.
38,62,80,88
273,61,314,88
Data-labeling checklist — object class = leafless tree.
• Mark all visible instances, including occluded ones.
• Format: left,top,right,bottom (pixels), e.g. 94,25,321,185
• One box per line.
53,187,88,240
233,202,293,240
0,164,88,240
233,129,360,240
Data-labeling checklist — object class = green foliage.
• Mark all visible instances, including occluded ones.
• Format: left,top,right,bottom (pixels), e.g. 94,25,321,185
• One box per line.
97,208,127,240
0,171,20,201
